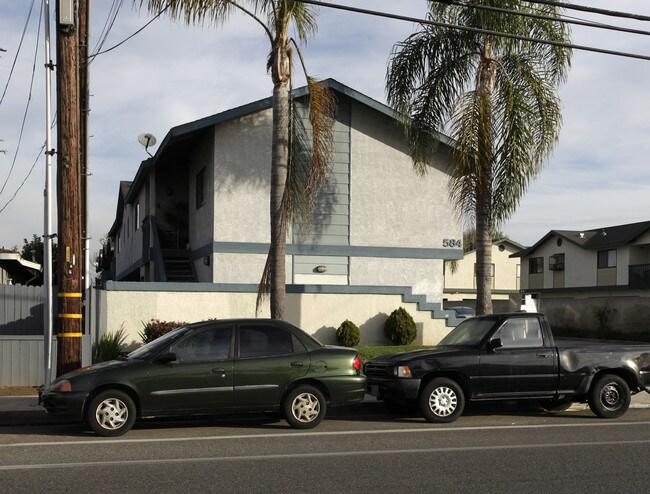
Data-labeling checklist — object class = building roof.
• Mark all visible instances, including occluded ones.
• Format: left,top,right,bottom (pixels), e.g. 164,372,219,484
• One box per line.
108,181,133,237
511,220,650,258
0,250,42,285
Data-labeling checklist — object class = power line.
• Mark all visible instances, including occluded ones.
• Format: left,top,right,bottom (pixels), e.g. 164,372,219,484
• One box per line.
0,0,36,108
90,0,124,60
441,0,650,37
297,0,650,61
87,5,170,62
523,0,650,22
0,2,42,202
0,144,44,214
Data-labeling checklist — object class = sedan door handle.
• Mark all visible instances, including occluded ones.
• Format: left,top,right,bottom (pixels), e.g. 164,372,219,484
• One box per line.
536,353,549,358
290,361,304,368
211,368,226,376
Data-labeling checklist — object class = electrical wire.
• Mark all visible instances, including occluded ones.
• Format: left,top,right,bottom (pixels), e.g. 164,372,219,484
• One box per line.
0,144,45,214
0,0,36,108
523,0,650,22
90,0,124,60
88,4,170,62
0,2,42,205
439,0,650,37
296,0,650,61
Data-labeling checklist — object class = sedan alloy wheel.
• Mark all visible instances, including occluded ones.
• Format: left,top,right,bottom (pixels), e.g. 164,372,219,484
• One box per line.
283,385,326,429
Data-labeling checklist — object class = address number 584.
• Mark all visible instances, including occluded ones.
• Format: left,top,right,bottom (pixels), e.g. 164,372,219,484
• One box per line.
443,239,462,248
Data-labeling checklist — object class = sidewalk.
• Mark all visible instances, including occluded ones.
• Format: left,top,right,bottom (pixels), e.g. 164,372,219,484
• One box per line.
1,390,649,428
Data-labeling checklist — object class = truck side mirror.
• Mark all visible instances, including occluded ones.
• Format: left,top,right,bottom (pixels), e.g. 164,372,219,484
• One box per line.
488,338,503,352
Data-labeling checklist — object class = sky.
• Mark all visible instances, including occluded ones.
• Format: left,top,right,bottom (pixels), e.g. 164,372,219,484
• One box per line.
1,0,649,260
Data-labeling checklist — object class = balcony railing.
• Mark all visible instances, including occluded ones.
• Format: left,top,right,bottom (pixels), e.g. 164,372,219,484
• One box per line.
629,264,650,289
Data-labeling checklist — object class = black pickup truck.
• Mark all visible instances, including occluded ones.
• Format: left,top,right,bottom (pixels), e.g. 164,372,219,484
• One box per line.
365,312,650,423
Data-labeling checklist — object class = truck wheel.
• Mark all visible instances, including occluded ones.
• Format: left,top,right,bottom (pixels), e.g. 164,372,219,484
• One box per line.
87,390,136,437
588,374,631,419
419,378,465,423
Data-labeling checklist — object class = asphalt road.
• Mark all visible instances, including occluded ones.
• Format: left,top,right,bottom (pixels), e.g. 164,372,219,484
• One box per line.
1,404,649,493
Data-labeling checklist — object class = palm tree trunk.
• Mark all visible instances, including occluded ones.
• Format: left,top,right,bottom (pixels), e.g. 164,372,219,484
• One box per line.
270,81,289,319
475,183,493,315
475,43,496,315
269,30,291,320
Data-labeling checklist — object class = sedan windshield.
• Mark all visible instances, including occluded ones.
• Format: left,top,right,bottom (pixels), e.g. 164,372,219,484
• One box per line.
127,326,190,360
437,318,496,346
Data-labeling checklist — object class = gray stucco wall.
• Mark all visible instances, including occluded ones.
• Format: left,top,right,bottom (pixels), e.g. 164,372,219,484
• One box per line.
348,100,461,301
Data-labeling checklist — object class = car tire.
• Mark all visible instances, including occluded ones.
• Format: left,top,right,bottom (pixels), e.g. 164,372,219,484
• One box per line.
283,385,326,429
588,374,631,419
87,389,137,437
419,378,465,423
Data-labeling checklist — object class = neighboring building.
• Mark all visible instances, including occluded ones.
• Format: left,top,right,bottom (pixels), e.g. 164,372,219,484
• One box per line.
97,80,464,344
0,249,42,285
443,238,524,312
512,221,650,333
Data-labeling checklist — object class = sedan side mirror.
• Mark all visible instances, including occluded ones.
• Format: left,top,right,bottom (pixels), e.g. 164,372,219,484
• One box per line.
488,338,503,352
156,352,177,364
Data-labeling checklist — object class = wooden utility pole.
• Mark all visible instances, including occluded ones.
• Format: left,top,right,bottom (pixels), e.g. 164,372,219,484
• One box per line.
55,0,83,375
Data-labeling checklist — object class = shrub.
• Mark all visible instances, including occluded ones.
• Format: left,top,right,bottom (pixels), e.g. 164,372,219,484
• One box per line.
139,319,188,344
93,325,127,363
336,320,360,347
384,307,417,345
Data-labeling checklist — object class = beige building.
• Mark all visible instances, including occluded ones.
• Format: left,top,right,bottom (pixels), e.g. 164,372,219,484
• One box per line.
443,238,523,312
512,221,650,334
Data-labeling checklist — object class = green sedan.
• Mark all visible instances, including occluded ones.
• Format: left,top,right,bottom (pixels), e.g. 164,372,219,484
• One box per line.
41,319,366,436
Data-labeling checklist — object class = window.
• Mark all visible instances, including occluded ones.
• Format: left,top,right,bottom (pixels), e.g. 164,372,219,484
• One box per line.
135,203,140,230
529,257,543,274
597,249,616,268
492,317,544,348
549,253,565,271
239,325,304,358
196,167,206,210
474,263,495,277
170,326,232,362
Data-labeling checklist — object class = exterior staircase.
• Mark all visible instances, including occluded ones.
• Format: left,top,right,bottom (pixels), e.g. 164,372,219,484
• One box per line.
162,250,196,282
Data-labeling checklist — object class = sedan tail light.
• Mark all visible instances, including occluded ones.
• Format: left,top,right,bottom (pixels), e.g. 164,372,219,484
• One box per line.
352,354,362,373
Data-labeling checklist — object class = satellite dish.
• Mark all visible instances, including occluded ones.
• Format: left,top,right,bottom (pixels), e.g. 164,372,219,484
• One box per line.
137,133,157,157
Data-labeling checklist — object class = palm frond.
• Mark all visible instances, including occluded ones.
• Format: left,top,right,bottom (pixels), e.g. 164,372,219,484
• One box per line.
139,0,236,26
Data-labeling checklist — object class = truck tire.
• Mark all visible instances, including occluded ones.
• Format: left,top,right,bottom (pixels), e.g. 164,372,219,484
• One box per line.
588,374,631,419
419,378,465,423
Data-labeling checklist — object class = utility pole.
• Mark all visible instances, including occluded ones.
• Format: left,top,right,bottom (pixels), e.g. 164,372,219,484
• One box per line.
55,0,83,375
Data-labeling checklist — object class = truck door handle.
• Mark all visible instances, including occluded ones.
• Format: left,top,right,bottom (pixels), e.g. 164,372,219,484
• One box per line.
290,361,304,368
536,353,549,358
211,368,226,376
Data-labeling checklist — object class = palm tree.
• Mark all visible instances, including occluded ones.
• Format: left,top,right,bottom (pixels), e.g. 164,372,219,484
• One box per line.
141,1,335,319
386,1,571,314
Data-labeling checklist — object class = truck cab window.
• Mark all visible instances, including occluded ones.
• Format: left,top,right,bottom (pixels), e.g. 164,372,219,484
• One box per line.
493,318,543,348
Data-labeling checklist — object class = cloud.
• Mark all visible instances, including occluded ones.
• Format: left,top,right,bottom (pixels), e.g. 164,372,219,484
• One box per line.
0,0,649,259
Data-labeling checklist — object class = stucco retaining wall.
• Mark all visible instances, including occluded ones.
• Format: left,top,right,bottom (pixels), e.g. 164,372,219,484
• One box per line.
97,286,454,348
